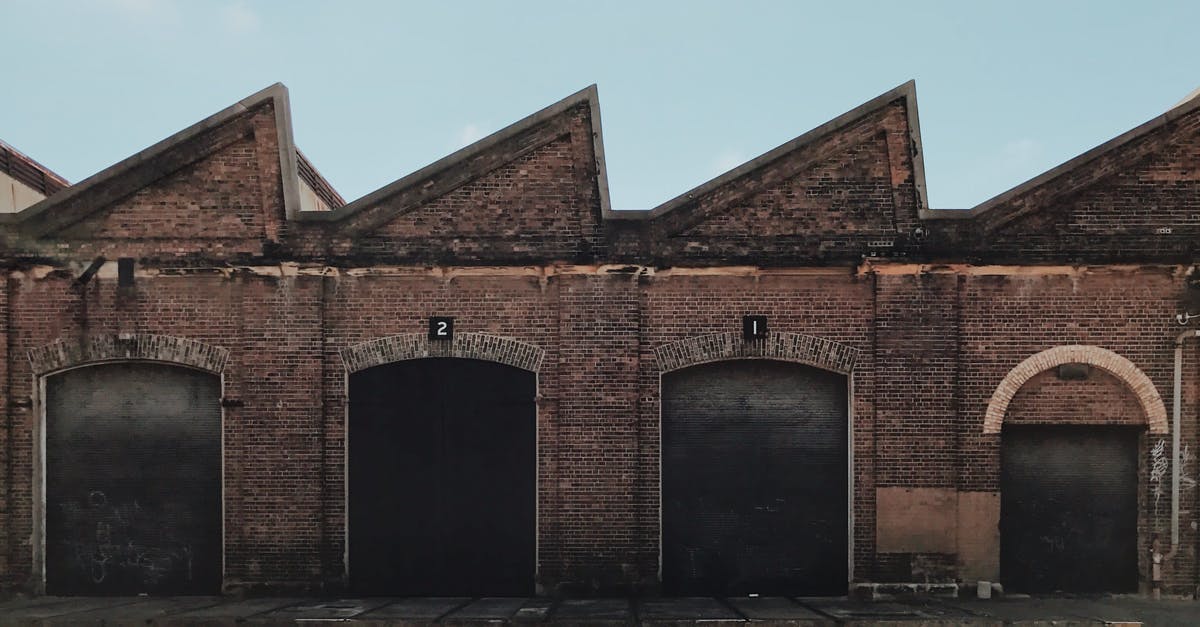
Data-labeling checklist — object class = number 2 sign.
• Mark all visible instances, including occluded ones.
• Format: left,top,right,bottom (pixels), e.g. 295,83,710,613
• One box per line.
429,317,454,341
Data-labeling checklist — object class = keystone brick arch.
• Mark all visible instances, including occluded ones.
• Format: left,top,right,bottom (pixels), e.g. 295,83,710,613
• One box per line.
340,332,545,373
983,344,1168,434
27,334,229,375
653,332,860,374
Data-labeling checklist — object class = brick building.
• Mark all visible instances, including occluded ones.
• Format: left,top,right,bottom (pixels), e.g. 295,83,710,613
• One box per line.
0,81,1197,597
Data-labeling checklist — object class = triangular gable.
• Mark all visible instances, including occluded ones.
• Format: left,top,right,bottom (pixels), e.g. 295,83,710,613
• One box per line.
0,83,303,241
296,85,610,242
615,81,927,242
924,87,1200,234
9,78,1191,265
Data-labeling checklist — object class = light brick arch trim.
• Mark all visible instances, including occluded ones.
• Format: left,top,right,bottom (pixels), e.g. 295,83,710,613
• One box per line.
654,332,859,374
28,334,230,375
983,344,1168,434
340,333,545,373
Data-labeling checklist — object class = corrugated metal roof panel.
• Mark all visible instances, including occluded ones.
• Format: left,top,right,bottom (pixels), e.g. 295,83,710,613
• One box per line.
295,149,345,210
0,139,69,196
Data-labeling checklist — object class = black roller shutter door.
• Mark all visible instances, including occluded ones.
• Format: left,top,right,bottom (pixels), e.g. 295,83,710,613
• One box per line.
45,363,222,595
662,359,848,596
1000,425,1138,593
348,358,536,595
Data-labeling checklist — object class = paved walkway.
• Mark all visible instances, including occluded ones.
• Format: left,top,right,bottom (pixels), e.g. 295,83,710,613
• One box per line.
0,594,1197,625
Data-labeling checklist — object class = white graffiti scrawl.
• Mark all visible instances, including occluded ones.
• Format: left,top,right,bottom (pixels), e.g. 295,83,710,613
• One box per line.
1183,444,1197,490
1151,439,1169,513
1150,439,1198,517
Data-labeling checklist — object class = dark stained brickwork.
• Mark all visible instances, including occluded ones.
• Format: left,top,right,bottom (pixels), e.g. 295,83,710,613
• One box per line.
0,82,1197,595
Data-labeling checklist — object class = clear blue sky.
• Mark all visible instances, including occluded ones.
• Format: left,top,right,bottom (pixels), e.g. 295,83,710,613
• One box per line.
2,1,1198,210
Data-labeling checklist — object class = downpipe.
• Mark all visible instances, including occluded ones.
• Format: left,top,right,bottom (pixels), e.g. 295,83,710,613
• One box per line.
1154,328,1199,597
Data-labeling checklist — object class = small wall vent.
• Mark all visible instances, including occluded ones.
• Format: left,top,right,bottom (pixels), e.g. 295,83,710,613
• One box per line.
1057,363,1090,381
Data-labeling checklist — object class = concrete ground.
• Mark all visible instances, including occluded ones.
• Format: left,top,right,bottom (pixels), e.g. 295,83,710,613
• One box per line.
0,594,1197,626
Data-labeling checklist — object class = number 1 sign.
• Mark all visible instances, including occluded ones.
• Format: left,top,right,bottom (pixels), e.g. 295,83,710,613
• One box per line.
743,315,768,339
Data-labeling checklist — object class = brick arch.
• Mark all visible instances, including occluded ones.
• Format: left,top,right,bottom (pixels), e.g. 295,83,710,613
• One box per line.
983,345,1167,434
653,332,859,374
340,333,545,373
27,334,229,375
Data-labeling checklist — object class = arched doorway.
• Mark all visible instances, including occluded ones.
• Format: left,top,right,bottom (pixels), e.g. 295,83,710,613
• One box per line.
661,359,848,595
987,346,1161,594
1000,425,1139,593
347,358,536,595
44,362,222,595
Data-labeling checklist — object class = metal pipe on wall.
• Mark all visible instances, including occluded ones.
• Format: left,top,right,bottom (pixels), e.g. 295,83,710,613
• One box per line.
1169,329,1200,556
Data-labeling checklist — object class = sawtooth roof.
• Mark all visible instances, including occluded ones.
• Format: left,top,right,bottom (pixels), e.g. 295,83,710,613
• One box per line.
1,80,1197,264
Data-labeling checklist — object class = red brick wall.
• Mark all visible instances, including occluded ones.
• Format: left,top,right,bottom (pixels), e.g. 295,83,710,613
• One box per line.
225,275,325,586
0,263,1196,594
550,273,640,590
873,272,960,489
373,138,577,239
1,84,1198,596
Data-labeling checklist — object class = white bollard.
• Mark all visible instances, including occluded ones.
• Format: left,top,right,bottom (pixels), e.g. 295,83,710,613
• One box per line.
976,580,992,599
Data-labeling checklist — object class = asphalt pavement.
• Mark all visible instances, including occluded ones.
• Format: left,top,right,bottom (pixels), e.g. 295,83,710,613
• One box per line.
0,593,1197,625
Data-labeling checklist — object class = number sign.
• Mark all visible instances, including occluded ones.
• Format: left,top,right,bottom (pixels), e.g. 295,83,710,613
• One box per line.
743,315,768,339
429,317,454,341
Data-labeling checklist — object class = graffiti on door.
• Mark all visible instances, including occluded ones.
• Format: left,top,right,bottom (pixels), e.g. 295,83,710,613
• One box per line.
57,490,194,589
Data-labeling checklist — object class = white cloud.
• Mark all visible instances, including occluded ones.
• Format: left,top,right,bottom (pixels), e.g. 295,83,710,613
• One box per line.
456,123,486,147
96,0,178,24
710,150,746,176
220,3,260,34
1000,138,1042,170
